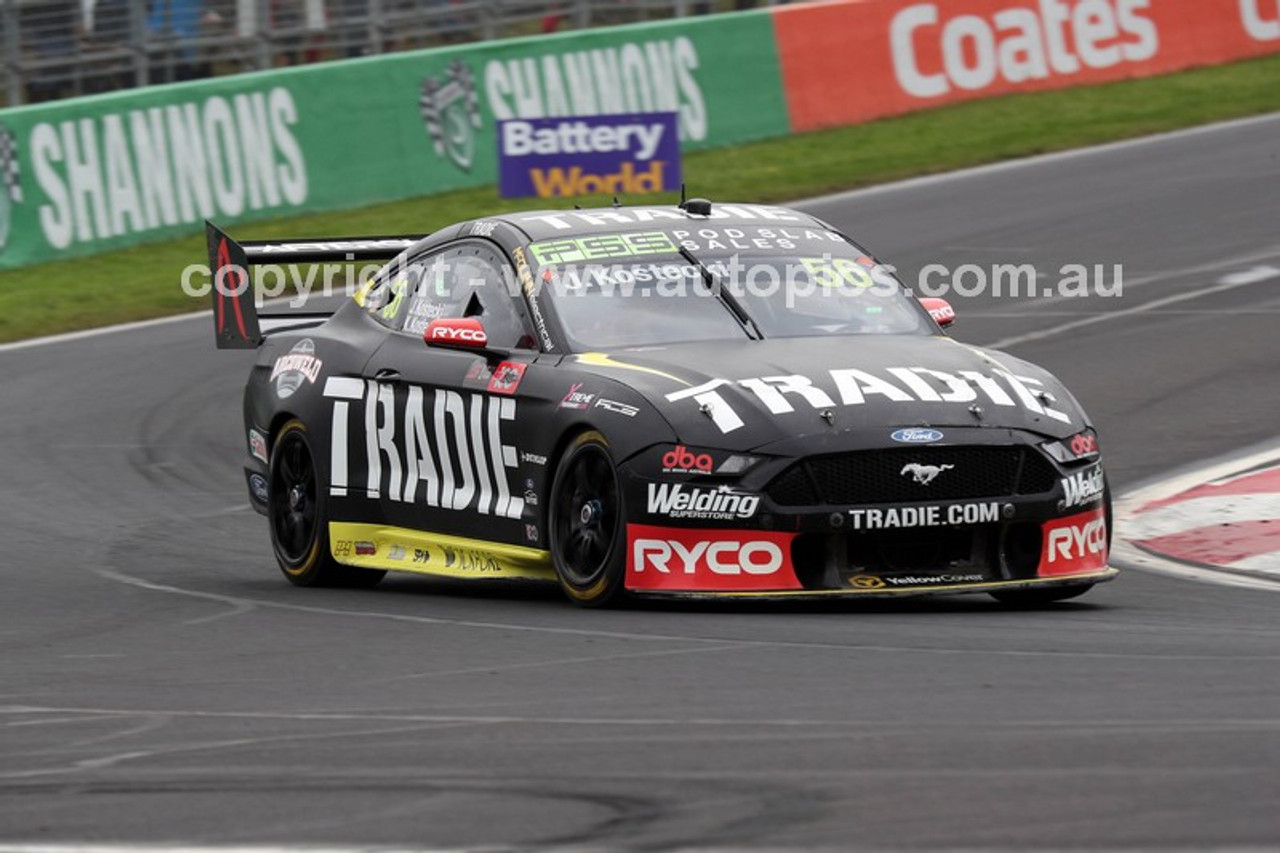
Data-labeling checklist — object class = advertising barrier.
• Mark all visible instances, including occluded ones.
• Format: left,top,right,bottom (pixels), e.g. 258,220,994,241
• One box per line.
772,0,1280,132
0,12,786,269
0,0,1277,270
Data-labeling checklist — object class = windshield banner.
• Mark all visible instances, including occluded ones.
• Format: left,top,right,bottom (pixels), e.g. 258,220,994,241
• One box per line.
498,113,681,199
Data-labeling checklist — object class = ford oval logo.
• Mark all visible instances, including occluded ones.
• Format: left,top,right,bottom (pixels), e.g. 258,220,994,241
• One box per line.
891,428,944,444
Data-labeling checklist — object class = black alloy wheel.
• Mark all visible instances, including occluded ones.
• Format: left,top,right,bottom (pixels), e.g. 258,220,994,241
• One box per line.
268,419,384,588
549,431,626,606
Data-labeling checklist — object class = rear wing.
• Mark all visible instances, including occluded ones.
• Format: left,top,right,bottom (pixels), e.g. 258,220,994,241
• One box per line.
206,221,427,349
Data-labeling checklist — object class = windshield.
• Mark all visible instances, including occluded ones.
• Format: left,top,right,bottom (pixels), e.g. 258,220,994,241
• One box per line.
529,231,929,349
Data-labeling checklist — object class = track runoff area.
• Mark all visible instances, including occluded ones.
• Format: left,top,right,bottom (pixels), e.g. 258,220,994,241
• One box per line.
1115,441,1280,591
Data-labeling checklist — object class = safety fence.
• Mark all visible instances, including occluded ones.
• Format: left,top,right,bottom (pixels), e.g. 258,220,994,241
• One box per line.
1,0,761,107
0,0,1277,269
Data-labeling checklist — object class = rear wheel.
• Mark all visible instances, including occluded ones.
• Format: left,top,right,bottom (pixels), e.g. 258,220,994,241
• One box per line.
549,431,626,607
269,419,385,589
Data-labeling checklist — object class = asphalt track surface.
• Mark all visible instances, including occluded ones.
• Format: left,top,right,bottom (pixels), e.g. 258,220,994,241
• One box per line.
2,114,1280,850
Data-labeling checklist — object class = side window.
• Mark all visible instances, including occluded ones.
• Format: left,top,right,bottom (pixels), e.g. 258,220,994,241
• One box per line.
398,243,536,350
358,265,416,329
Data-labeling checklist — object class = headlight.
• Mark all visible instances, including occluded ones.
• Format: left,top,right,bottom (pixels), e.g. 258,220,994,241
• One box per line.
715,455,763,475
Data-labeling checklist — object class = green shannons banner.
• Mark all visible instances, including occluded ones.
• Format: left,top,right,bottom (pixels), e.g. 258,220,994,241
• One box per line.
0,12,787,270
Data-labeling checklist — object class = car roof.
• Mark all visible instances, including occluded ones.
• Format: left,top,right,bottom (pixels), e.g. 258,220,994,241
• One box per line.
489,202,836,243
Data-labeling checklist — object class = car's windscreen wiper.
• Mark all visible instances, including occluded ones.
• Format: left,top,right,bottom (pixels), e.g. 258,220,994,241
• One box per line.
678,246,763,341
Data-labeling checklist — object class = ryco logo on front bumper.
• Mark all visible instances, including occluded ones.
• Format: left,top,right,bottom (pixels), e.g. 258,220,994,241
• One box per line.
626,524,800,592
1039,508,1108,577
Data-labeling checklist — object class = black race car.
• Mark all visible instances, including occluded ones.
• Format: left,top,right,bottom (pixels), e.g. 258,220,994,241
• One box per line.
208,200,1114,607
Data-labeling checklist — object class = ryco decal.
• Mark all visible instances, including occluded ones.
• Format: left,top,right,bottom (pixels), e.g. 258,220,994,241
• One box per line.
1039,508,1108,576
627,524,801,591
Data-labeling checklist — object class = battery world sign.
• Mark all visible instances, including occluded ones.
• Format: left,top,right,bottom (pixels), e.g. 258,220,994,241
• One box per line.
497,113,682,198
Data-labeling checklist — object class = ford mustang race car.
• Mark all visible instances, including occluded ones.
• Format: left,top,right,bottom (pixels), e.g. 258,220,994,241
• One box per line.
208,199,1115,606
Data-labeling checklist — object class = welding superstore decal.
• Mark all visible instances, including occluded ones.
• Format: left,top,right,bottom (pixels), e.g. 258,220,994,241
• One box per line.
497,113,681,199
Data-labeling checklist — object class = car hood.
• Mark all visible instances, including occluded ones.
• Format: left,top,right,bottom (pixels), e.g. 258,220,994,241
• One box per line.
570,335,1089,451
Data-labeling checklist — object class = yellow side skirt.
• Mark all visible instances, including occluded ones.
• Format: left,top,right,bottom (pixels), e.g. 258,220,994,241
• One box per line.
329,522,556,582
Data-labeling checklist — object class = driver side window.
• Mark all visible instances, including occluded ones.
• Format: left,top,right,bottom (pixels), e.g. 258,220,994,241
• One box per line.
397,243,535,350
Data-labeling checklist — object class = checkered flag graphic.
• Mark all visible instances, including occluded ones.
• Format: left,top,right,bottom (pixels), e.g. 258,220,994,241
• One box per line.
454,61,479,126
0,125,21,205
420,60,481,162
420,76,444,157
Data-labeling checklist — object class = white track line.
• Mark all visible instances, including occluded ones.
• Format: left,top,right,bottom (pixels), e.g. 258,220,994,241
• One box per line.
0,310,206,354
1,111,1276,356
984,269,1280,350
0,841,1007,853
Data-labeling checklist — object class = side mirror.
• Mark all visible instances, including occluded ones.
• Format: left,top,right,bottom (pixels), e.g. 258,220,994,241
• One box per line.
919,297,956,328
424,318,488,349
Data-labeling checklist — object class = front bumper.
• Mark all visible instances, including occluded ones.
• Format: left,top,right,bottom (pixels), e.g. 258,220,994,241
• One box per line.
619,429,1111,596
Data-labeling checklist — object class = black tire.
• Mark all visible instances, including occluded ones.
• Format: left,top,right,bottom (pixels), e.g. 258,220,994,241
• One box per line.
994,477,1111,607
548,430,626,607
268,419,385,589
990,583,1094,607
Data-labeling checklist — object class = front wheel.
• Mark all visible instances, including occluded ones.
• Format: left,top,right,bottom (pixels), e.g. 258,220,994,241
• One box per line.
548,431,626,607
268,419,385,589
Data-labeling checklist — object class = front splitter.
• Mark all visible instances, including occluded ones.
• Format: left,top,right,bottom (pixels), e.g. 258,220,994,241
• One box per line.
627,568,1119,601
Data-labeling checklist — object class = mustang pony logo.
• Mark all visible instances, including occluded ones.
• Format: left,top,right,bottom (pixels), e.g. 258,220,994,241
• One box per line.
901,463,954,485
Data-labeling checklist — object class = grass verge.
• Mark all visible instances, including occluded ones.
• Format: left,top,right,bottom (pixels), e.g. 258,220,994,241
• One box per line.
3,53,1279,342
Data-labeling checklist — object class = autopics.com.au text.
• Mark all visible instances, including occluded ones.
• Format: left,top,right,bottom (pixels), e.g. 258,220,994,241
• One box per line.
180,254,1124,308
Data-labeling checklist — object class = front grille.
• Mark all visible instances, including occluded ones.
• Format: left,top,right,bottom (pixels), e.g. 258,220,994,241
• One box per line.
766,446,1058,507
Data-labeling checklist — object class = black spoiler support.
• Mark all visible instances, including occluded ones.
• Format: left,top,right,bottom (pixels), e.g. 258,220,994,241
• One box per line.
206,221,427,349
